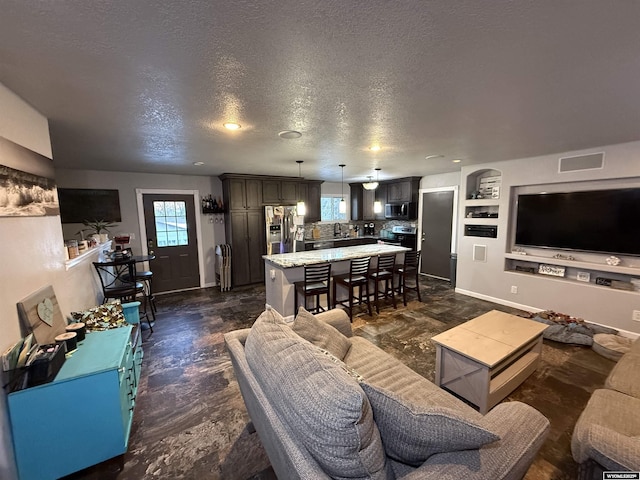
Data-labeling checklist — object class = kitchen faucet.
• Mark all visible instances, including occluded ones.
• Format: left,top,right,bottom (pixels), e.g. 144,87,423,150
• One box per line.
334,223,341,237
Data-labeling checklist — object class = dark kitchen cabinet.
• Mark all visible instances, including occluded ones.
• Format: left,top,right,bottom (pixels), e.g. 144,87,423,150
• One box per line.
262,180,298,205
374,184,387,220
386,177,421,203
306,181,322,223
350,183,379,221
224,177,262,210
220,174,323,286
228,210,264,286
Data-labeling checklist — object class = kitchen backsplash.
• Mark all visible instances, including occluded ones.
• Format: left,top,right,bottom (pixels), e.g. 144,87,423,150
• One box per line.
303,220,415,239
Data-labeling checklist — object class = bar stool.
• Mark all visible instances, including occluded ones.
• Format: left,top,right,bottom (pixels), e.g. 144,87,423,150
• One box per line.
394,250,422,306
134,270,157,321
368,253,397,313
332,256,372,321
92,259,153,332
294,263,332,314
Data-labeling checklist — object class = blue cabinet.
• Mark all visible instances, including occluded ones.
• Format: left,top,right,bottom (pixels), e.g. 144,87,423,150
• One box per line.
8,326,142,480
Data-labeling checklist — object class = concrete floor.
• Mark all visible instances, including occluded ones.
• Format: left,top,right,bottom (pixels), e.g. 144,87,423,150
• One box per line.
65,277,615,480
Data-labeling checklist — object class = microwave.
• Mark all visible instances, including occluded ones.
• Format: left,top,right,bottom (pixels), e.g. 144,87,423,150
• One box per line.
385,202,417,220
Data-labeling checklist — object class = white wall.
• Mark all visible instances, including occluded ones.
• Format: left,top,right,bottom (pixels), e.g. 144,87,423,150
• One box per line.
54,169,225,287
455,141,640,333
0,83,102,480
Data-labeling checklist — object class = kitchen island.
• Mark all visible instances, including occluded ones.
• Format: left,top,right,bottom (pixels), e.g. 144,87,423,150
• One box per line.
263,244,409,318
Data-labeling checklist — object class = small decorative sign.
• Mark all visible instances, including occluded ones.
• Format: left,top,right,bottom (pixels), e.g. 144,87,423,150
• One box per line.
576,271,591,282
538,264,566,277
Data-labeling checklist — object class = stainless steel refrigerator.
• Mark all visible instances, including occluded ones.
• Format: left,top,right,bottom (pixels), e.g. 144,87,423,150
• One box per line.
265,206,304,254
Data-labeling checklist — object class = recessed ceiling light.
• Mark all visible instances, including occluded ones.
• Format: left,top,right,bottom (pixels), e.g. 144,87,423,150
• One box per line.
425,154,444,160
193,161,204,166
369,145,381,152
278,130,302,139
452,159,462,163
223,122,241,130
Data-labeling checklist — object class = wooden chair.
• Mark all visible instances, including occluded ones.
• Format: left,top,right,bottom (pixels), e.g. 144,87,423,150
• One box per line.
93,259,153,331
294,263,332,314
368,253,397,313
394,250,422,306
332,256,372,321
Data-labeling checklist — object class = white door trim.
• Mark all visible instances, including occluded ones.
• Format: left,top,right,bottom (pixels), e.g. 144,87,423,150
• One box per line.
417,186,459,254
135,189,205,289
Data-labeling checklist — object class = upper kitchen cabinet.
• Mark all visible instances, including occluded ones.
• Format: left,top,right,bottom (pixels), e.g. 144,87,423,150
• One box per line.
221,175,262,210
299,181,322,223
349,183,376,221
386,177,421,203
262,180,298,205
374,184,387,220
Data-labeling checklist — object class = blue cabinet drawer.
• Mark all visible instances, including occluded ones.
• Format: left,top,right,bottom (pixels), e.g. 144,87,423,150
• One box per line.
8,326,142,480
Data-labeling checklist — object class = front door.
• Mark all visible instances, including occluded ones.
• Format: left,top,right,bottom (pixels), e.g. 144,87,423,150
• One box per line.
420,190,455,279
142,194,200,292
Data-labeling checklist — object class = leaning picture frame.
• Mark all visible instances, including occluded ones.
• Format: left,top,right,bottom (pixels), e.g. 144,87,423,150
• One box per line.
538,264,566,277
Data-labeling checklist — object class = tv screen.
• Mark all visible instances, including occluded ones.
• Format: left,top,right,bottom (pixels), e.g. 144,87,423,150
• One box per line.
57,188,121,224
515,188,640,256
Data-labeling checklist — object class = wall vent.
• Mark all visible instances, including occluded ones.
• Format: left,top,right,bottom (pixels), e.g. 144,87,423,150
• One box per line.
473,244,487,262
558,152,604,173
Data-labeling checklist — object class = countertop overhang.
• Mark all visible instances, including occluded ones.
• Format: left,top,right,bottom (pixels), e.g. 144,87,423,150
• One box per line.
263,244,410,268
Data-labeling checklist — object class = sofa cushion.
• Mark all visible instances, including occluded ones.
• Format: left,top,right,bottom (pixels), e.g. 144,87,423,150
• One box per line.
361,382,500,466
345,337,482,413
245,308,390,480
292,307,351,360
605,353,640,399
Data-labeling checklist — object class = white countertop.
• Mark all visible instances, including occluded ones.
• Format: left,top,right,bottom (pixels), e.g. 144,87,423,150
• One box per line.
263,244,409,268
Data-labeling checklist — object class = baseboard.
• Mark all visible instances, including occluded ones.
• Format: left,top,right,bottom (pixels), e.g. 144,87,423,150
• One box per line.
454,288,639,339
454,288,542,313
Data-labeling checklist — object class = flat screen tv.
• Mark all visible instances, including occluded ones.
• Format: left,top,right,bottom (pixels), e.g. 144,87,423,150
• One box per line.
515,188,640,256
57,188,121,224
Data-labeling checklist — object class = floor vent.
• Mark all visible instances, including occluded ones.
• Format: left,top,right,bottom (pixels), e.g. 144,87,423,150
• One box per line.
559,152,604,173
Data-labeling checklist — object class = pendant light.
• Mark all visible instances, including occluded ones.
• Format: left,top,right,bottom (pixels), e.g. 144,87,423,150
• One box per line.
373,168,383,213
339,164,346,214
295,160,306,216
363,167,379,190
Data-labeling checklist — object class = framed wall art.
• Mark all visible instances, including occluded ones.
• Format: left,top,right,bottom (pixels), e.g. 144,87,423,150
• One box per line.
0,136,59,217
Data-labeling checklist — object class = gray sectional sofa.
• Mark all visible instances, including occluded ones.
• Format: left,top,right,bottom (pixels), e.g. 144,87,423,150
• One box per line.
572,338,640,478
224,307,550,479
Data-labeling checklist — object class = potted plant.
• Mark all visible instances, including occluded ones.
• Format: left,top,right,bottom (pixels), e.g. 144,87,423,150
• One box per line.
83,219,118,243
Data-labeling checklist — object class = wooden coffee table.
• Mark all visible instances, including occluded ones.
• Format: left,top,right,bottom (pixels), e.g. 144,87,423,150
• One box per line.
431,310,547,414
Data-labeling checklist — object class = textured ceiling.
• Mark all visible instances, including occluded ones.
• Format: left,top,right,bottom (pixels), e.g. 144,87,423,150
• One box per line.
2,1,640,183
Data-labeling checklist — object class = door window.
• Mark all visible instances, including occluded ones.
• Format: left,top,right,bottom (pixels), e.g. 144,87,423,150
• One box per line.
153,200,189,247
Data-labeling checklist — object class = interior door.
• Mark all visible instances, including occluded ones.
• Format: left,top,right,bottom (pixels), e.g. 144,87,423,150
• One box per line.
143,194,200,292
420,190,455,279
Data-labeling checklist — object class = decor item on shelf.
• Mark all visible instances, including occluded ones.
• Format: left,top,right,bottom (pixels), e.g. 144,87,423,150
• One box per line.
295,160,306,216
469,191,483,199
538,264,566,277
606,255,621,266
202,194,224,214
553,253,575,260
83,219,117,243
512,247,527,255
576,271,591,282
339,164,346,214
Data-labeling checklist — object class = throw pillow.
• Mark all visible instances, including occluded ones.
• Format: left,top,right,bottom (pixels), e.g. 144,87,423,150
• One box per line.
71,300,127,331
292,307,351,360
245,308,390,480
361,382,500,466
